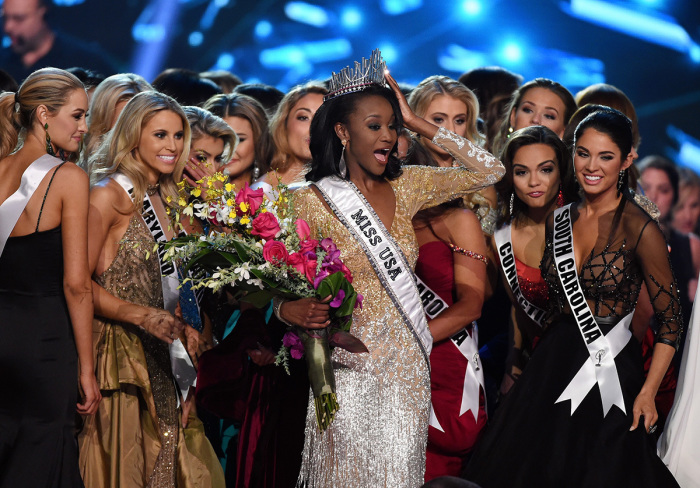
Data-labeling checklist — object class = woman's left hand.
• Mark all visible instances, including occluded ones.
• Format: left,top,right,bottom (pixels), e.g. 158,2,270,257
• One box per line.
630,390,658,433
77,371,102,416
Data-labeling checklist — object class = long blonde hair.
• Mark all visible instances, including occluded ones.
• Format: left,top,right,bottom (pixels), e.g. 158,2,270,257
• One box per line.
183,105,238,164
408,75,482,147
0,67,84,160
269,82,327,170
82,73,152,169
89,91,191,212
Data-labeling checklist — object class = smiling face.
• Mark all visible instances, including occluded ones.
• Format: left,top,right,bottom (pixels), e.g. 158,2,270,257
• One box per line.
640,167,675,220
574,128,633,200
44,88,88,154
189,134,225,169
221,115,255,178
511,143,561,211
134,109,185,182
337,94,398,179
511,87,567,137
423,94,468,166
286,93,324,164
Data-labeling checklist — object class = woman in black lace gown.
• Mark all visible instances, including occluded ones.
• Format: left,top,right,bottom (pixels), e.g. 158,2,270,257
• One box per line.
464,108,682,487
0,68,100,487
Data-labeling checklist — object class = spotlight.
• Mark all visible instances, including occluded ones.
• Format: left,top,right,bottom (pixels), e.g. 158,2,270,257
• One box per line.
462,0,482,16
341,7,362,29
379,44,398,64
255,20,273,38
501,42,523,63
215,53,235,71
285,2,330,27
188,31,203,47
381,0,422,15
690,43,700,63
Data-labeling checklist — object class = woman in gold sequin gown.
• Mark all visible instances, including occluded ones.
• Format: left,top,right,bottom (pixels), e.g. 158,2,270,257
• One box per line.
275,71,504,487
78,92,224,487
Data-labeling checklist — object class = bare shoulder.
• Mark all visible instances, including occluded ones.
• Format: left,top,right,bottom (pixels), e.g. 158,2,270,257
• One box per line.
90,177,131,214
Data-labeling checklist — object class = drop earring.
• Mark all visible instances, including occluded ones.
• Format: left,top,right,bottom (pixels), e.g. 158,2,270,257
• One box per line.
509,193,515,216
252,161,260,180
44,123,56,157
617,170,626,197
339,139,348,178
556,184,564,207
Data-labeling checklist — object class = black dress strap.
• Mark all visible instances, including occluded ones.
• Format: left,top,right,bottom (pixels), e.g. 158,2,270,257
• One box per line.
35,161,67,232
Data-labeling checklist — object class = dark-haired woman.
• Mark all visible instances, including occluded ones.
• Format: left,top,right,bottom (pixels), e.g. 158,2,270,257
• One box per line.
278,58,504,486
465,109,681,487
493,125,578,395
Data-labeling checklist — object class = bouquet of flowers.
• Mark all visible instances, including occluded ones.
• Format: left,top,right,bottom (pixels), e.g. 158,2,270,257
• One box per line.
165,174,365,431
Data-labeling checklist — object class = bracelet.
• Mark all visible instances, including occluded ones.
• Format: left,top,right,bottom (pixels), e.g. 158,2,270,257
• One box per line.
272,296,294,326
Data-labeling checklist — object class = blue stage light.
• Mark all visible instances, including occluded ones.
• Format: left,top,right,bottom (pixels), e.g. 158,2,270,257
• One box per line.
132,24,166,43
215,53,235,71
188,31,203,47
438,44,488,73
341,7,362,28
53,0,85,5
285,2,330,27
501,42,523,63
214,0,229,6
379,44,398,64
260,38,352,69
462,0,482,16
255,20,273,38
690,44,700,63
381,0,422,15
2,36,10,49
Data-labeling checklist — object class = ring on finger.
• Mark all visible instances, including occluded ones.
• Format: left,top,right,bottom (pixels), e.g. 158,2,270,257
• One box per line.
649,424,658,434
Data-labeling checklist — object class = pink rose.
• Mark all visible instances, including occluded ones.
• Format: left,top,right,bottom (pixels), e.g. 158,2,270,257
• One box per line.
298,238,319,256
287,252,318,284
235,182,264,216
251,212,281,240
295,219,310,240
262,240,289,265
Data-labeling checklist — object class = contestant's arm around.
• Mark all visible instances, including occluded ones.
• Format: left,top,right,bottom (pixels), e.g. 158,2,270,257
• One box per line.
57,164,101,415
87,180,185,343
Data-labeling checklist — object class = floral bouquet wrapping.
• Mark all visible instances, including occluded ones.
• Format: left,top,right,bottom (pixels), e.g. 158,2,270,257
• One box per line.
165,175,365,431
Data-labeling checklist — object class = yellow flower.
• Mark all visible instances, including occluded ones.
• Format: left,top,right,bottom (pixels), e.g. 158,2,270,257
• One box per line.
227,198,235,207
225,183,234,192
216,173,227,182
166,195,173,203
191,187,202,198
261,208,267,213
178,197,187,207
240,217,250,225
239,202,249,213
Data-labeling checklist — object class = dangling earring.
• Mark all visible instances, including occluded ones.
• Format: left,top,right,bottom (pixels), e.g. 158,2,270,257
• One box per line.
44,123,56,157
617,170,626,197
509,193,515,216
507,126,514,138
252,161,260,180
339,139,348,178
556,184,564,208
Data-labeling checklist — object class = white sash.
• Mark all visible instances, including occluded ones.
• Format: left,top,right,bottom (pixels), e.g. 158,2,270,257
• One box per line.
0,155,61,256
314,176,432,366
418,275,485,426
493,224,547,328
552,205,632,416
111,173,197,401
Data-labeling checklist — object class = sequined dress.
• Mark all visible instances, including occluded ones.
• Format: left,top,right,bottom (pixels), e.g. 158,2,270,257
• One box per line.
78,214,224,487
465,199,682,487
294,128,503,487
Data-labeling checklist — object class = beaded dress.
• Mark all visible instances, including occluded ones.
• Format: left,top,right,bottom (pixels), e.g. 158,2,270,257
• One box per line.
294,128,503,487
465,199,682,487
78,213,224,487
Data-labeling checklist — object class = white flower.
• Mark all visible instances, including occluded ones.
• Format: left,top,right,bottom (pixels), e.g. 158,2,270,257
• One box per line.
234,263,251,280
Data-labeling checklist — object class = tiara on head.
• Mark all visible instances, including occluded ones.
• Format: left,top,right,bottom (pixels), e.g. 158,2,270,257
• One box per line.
324,49,388,102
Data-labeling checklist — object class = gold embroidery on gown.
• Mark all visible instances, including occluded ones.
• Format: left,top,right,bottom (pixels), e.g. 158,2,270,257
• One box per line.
295,129,503,487
78,214,224,488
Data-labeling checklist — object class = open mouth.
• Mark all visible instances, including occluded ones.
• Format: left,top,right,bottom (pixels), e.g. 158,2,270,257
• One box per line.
158,155,176,164
584,174,602,183
374,148,390,162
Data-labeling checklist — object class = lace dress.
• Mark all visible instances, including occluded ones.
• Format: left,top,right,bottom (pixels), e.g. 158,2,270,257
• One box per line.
78,214,224,487
465,199,682,487
294,128,503,487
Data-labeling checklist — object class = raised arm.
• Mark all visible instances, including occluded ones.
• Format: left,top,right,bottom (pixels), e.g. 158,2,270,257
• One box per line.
58,164,100,415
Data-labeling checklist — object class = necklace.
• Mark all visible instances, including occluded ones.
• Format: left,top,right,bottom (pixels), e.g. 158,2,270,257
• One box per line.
146,183,160,196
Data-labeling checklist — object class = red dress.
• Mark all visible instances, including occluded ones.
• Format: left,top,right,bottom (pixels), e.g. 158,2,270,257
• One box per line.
415,241,488,481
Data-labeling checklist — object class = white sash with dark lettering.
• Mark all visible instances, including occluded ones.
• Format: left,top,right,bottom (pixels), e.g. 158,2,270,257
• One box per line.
314,176,432,366
112,173,197,401
0,155,61,256
418,275,484,426
493,224,547,328
552,205,632,416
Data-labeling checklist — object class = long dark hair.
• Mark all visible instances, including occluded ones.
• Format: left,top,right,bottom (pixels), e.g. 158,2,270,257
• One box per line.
496,125,577,226
306,85,403,182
